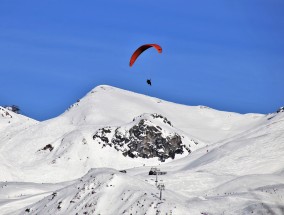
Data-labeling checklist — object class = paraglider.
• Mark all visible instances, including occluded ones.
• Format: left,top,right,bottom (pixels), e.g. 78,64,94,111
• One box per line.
129,44,162,86
129,44,162,67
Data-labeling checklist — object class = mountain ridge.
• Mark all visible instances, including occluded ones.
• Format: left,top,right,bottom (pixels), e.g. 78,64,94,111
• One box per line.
0,85,270,183
0,85,283,214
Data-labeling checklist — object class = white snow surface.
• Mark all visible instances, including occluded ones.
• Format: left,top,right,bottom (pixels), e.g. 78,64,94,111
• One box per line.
0,85,283,215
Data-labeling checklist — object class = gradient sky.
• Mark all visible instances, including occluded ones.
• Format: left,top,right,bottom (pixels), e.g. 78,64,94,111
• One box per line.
0,0,283,121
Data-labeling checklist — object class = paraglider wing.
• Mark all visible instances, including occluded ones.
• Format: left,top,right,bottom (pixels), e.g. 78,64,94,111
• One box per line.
129,44,162,67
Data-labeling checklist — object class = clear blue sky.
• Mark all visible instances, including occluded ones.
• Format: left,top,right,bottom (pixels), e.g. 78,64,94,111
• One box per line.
1,0,283,121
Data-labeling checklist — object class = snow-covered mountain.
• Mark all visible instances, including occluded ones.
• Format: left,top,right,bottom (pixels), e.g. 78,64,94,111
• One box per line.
0,106,38,134
14,168,192,215
0,85,283,215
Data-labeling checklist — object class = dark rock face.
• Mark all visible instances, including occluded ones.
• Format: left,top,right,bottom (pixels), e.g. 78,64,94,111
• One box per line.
93,114,191,162
39,144,54,152
3,105,20,114
126,119,184,161
277,107,284,113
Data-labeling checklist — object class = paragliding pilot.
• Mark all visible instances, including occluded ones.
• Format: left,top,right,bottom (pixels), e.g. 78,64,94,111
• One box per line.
129,44,161,87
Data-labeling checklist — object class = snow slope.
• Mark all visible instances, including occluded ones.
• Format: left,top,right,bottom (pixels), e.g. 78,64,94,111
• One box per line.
125,110,284,214
0,85,266,183
13,168,192,215
0,85,283,215
0,106,38,137
62,85,266,142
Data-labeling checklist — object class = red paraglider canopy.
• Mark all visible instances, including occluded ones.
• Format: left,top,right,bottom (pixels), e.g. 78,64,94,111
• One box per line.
129,44,162,67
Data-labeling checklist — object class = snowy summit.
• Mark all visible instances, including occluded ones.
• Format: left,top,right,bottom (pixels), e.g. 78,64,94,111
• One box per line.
0,85,283,215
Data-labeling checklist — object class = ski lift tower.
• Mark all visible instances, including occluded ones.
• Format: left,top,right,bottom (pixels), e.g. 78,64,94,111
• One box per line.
157,183,165,200
150,167,160,186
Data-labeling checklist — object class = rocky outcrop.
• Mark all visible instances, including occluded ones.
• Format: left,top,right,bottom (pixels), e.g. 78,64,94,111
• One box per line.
0,107,13,118
276,107,284,113
93,114,192,162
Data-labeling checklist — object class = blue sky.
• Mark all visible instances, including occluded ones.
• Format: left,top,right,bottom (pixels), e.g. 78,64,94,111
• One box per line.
0,0,283,120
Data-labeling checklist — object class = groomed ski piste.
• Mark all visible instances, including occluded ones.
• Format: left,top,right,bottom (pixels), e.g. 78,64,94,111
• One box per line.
1,85,283,215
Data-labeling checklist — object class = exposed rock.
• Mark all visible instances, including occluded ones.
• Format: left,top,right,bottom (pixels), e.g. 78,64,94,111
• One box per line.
3,105,20,114
39,144,54,152
276,107,284,113
0,107,13,118
93,113,192,162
